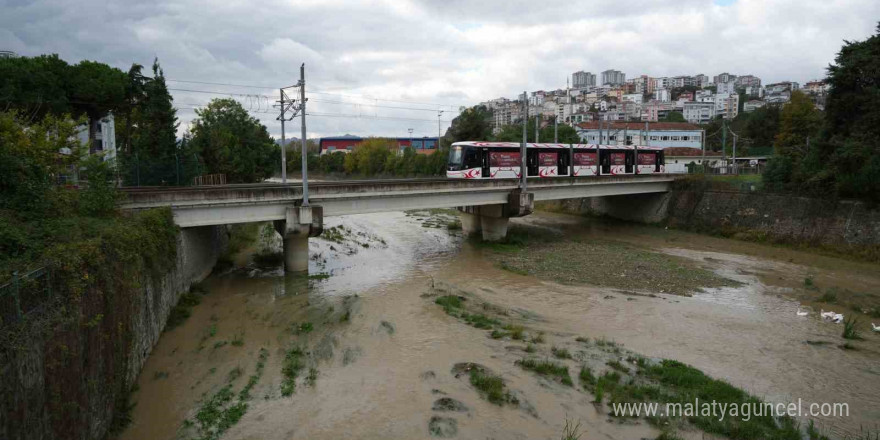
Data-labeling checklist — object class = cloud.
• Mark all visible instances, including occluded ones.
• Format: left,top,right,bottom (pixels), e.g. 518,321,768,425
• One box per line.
1,0,878,139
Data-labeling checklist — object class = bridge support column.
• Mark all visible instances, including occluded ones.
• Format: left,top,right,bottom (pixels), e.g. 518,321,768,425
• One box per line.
273,205,323,273
458,189,532,242
459,212,482,236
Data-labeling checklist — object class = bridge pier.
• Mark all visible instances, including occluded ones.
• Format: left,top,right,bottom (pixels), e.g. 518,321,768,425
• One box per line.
458,189,534,242
273,206,323,273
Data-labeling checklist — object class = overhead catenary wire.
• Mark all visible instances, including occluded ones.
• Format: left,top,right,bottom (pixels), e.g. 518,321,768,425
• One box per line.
166,78,463,109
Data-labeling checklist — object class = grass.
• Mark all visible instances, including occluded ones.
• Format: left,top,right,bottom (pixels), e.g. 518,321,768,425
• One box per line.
819,288,838,303
531,332,546,344
516,358,573,386
435,295,464,312
579,366,596,387
231,332,245,347
525,344,537,353
560,417,584,440
306,367,318,387
607,359,630,373
280,346,305,396
291,322,314,334
480,225,739,296
552,346,572,359
166,291,203,330
601,359,802,440
503,324,524,340
461,312,500,329
468,368,518,406
190,347,268,440
842,318,862,340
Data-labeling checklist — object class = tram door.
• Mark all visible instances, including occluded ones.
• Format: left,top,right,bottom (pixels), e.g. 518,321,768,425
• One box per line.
526,150,539,176
600,150,611,175
557,151,569,176
480,148,490,178
625,151,634,174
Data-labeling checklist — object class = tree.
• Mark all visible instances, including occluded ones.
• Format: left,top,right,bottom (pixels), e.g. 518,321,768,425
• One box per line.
773,90,822,160
189,98,279,183
343,138,394,175
444,105,493,143
660,111,686,123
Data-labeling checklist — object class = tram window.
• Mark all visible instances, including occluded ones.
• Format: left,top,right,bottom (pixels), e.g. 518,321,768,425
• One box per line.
449,147,463,165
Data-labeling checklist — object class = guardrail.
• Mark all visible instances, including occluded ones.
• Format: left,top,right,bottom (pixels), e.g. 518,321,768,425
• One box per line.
0,267,53,327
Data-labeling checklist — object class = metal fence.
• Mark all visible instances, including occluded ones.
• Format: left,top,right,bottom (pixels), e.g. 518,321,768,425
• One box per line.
193,173,227,186
0,267,53,327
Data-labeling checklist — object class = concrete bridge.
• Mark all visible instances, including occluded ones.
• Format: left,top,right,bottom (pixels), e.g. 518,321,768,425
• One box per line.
121,176,674,272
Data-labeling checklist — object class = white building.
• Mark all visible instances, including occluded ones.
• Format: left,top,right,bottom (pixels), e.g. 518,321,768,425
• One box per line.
683,101,716,124
716,81,738,95
743,100,766,113
694,74,709,87
73,113,117,163
622,93,643,104
714,93,739,119
576,121,703,148
653,88,671,102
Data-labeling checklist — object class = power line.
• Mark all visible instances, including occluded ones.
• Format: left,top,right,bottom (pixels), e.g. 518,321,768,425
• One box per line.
166,78,464,109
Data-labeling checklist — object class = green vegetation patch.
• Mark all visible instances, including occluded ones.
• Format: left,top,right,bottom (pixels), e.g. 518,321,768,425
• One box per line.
515,358,573,386
480,226,739,295
280,346,306,396
468,368,518,406
189,348,269,440
601,359,801,440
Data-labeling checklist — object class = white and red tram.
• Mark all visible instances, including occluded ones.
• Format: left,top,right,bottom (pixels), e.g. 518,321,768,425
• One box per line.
446,142,665,179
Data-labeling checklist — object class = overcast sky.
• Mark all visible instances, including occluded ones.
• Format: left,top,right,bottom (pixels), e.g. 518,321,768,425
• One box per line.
2,0,877,139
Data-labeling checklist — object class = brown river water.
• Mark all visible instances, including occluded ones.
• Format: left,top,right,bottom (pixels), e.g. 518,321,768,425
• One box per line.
119,211,880,440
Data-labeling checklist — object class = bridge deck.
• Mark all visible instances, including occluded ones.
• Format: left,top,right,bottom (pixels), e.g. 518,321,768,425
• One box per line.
120,176,675,227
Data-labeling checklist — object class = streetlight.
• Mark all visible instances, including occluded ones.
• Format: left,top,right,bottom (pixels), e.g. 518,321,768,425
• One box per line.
408,128,413,153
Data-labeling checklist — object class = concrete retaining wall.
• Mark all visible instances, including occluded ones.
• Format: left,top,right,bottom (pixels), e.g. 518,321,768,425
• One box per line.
539,189,880,258
0,225,227,440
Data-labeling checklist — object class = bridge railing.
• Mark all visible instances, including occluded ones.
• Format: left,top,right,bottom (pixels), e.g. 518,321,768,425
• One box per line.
193,174,227,186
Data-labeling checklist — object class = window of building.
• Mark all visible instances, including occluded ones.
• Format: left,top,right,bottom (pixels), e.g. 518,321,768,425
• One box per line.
650,136,659,141
661,136,669,141
609,135,616,141
681,136,689,141
413,141,423,149
347,146,354,151
671,136,679,141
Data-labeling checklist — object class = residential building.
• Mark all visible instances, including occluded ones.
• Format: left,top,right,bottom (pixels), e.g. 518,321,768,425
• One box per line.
653,88,671,102
716,80,737,95
572,71,596,89
803,80,828,95
744,85,763,98
683,101,716,124
743,100,766,112
73,113,117,163
714,93,739,119
652,77,671,91
601,69,626,86
694,74,709,87
622,93,643,104
713,72,736,85
576,121,702,148
735,75,761,89
765,81,800,94
0,50,17,59
319,136,440,155
642,101,674,122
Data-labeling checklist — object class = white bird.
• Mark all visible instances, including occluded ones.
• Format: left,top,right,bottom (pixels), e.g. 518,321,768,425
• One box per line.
872,323,879,332
796,307,808,317
832,313,844,324
820,309,836,320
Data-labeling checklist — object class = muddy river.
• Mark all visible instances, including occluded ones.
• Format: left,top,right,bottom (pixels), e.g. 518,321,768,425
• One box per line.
119,211,880,440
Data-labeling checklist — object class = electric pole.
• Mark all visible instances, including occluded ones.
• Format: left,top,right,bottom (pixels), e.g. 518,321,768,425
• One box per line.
276,85,297,184
408,128,413,151
438,110,444,149
721,118,728,174
299,63,309,205
535,111,540,143
554,114,558,143
521,91,527,190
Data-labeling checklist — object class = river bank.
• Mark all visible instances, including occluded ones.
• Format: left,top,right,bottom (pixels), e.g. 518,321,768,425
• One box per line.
118,210,880,440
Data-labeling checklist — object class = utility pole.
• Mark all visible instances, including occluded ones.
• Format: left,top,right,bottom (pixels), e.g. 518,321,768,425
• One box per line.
299,63,309,205
730,127,739,175
535,112,540,143
521,91,527,190
408,128,413,151
701,128,706,173
554,114,558,143
438,110,444,149
721,118,728,174
276,85,297,184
